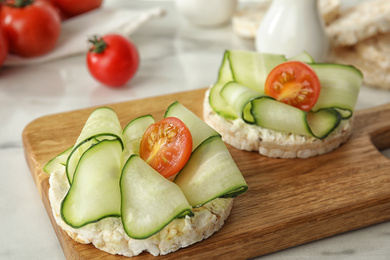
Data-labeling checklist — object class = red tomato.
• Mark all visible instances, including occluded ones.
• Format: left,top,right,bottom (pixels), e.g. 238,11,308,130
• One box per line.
139,117,193,179
0,27,8,67
86,34,139,87
50,0,102,19
265,61,321,111
0,0,61,58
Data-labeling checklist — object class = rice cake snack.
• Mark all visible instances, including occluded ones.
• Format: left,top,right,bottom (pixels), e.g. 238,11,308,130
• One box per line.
45,104,248,257
326,0,390,47
355,32,390,71
329,33,390,90
203,49,362,159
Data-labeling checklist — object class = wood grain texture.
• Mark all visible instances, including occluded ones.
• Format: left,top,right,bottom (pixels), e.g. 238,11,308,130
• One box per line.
22,88,390,260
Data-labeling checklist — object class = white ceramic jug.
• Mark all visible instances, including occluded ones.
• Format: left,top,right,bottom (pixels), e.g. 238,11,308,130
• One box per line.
255,0,329,62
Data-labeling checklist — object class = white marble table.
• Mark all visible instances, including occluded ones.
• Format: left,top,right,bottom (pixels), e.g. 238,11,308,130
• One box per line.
1,0,390,259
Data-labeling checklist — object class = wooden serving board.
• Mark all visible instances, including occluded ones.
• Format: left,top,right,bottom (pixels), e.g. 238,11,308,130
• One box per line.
22,88,390,260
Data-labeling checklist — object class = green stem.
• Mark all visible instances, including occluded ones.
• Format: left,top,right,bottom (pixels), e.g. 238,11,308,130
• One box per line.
88,35,107,54
3,0,34,8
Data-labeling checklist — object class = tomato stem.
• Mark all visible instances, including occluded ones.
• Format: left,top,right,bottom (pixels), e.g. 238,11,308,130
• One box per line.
3,0,34,8
88,35,107,54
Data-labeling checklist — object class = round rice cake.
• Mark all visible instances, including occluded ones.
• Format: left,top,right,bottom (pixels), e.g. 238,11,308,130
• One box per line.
329,33,390,90
232,0,340,39
355,33,390,70
326,0,390,47
203,88,353,159
48,165,234,257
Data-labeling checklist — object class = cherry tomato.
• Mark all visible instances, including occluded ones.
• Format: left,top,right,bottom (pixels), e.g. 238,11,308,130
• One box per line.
139,117,193,179
86,34,139,87
265,61,321,111
0,0,61,58
0,27,8,67
50,0,102,19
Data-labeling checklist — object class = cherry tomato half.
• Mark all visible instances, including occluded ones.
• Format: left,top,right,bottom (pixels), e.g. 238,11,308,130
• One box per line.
50,0,102,19
265,61,321,111
139,117,193,179
0,0,61,58
86,34,139,87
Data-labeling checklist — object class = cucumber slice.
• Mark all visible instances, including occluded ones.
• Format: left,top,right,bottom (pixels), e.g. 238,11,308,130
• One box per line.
43,146,73,174
121,155,193,239
174,136,248,208
221,81,268,123
310,63,363,119
74,107,123,147
251,97,341,139
66,138,101,183
222,82,341,138
288,51,315,63
66,107,123,184
228,50,286,92
61,139,122,228
122,114,155,164
164,101,220,150
209,50,286,120
209,51,237,119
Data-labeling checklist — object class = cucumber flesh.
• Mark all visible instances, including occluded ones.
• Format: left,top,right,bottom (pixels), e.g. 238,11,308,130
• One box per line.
164,101,219,150
66,136,117,183
61,139,123,228
121,155,193,239
174,135,248,208
66,138,100,183
66,107,123,184
74,107,123,147
43,146,73,174
209,51,237,119
122,114,155,164
288,51,315,63
210,50,286,120
310,63,362,118
251,97,341,139
222,82,341,139
228,50,286,92
221,81,268,123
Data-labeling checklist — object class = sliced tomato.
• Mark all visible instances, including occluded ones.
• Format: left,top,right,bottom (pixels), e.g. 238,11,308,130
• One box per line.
265,61,321,111
139,117,193,178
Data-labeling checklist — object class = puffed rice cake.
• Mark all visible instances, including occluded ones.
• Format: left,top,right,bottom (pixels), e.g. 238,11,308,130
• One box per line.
327,0,390,47
329,33,390,90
